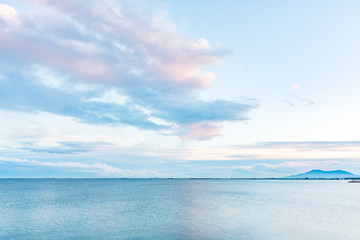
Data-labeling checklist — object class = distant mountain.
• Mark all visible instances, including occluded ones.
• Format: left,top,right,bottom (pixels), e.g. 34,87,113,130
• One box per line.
288,169,359,179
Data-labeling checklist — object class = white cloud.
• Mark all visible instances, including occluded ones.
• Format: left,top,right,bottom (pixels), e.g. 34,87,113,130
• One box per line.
211,160,344,174
215,165,255,171
257,160,343,170
292,83,299,91
287,83,314,107
8,0,221,89
86,89,128,105
0,157,161,177
0,4,20,29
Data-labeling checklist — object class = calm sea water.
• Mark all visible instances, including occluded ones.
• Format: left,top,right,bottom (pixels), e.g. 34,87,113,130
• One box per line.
0,179,359,240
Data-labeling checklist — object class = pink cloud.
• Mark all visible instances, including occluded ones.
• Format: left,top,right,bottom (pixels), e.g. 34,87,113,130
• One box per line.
292,83,299,91
180,122,223,140
0,4,20,28
7,0,223,90
0,1,253,141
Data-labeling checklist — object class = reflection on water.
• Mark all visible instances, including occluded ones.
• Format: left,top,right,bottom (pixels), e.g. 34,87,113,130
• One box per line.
0,179,359,240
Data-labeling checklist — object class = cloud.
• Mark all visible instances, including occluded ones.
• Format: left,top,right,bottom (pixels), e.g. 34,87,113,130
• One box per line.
259,141,360,150
286,83,314,107
179,122,223,141
0,0,255,140
0,68,162,130
19,141,113,154
0,157,161,177
286,96,314,107
226,141,360,160
257,160,343,170
211,160,344,175
0,4,20,29
4,0,221,88
292,83,299,91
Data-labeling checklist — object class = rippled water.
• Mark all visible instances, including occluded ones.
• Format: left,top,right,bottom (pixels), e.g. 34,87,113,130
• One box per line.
0,179,359,239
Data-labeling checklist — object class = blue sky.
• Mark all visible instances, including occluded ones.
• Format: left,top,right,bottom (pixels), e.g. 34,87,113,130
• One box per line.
1,0,360,177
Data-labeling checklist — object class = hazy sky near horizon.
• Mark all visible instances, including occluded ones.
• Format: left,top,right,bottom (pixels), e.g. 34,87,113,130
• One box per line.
1,0,360,177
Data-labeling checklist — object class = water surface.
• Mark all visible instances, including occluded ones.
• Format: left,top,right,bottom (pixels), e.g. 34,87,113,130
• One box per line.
0,179,359,239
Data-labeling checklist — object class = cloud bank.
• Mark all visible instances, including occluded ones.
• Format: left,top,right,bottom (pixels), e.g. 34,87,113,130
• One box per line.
0,157,161,177
0,0,255,140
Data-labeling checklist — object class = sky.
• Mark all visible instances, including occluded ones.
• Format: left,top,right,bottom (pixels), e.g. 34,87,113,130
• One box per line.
1,0,360,178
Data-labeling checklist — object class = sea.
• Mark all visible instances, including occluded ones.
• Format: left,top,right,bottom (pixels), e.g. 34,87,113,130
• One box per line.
0,179,359,240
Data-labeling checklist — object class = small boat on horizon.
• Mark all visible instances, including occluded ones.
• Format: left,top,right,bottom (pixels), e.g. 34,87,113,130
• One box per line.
348,180,360,183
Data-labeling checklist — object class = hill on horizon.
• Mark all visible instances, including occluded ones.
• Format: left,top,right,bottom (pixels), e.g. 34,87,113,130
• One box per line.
288,169,359,179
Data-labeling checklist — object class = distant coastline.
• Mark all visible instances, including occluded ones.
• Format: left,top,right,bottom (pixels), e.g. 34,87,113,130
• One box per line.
1,169,360,180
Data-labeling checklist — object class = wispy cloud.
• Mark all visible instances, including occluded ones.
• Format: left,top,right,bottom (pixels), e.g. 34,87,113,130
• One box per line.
19,141,113,154
257,141,360,150
0,157,161,177
208,160,346,177
286,83,314,107
257,160,343,170
0,0,255,140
